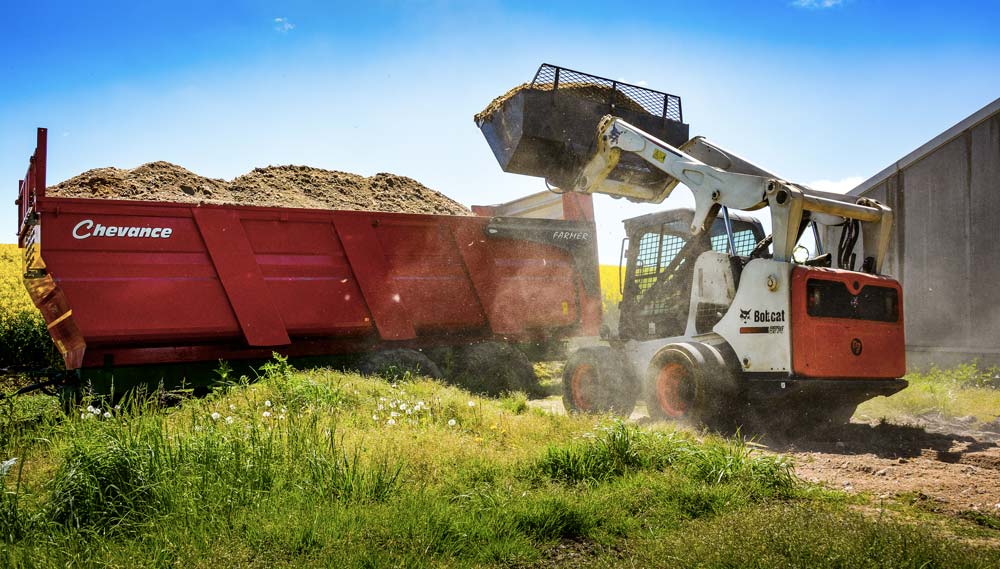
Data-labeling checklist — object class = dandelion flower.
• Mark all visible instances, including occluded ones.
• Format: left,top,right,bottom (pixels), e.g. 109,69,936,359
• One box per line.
387,419,396,426
103,411,112,419
468,400,476,407
448,419,456,427
263,411,272,418
211,412,221,421
264,400,272,408
373,414,379,421
86,405,95,413
399,403,408,411
225,416,234,424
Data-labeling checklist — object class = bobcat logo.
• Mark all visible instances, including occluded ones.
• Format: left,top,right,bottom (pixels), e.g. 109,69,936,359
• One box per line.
739,308,751,321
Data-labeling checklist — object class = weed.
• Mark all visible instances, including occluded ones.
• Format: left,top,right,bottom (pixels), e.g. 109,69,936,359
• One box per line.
48,429,163,531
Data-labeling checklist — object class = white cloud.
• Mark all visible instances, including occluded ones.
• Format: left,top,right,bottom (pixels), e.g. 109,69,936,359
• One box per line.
791,0,843,8
274,17,295,33
806,175,865,194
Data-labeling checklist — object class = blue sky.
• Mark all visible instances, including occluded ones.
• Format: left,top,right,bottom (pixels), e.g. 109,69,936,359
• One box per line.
3,1,999,261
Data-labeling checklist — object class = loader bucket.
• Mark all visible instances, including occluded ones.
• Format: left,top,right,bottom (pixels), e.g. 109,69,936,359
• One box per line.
476,64,690,189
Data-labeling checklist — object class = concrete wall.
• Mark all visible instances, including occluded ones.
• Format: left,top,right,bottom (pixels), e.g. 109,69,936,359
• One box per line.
826,98,1000,368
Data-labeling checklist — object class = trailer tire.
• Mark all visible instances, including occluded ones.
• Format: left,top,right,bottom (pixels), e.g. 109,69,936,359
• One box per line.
562,346,638,416
450,342,539,396
645,342,739,429
358,349,442,380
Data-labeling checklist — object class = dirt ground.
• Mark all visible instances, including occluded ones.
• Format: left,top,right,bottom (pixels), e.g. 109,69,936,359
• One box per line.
528,395,1000,515
779,416,1000,514
48,162,471,216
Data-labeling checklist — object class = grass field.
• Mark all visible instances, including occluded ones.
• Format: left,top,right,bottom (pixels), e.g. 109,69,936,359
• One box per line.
2,360,999,567
857,362,1000,427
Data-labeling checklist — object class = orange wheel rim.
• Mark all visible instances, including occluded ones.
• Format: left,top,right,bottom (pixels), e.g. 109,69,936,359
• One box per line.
571,364,596,411
655,362,690,419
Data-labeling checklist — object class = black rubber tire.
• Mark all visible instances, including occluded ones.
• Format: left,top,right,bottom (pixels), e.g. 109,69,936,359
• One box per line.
645,342,740,429
562,346,638,416
449,342,539,396
357,349,442,380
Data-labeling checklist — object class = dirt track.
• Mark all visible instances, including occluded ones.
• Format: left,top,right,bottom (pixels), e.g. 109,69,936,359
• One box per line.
528,395,1000,514
778,417,1000,514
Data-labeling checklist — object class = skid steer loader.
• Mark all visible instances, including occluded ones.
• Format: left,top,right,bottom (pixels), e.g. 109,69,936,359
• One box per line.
477,64,906,430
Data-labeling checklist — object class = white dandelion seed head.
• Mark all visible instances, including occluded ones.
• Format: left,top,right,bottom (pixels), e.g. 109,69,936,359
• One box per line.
262,411,272,418
448,419,456,427
211,412,221,421
406,409,413,415
278,414,285,420
86,405,95,413
389,401,397,409
80,413,87,419
399,403,407,410
467,400,476,407
387,419,396,426
377,404,384,411
264,400,272,408
373,414,379,421
103,411,112,419
280,406,287,413
390,411,399,418
229,404,236,411
225,416,234,424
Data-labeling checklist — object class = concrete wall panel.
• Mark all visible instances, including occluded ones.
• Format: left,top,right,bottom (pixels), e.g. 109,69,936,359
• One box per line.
969,115,1000,350
899,135,970,349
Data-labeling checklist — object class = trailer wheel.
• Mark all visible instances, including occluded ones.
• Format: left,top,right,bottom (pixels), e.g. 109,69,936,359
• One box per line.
450,342,539,396
562,347,637,416
358,349,442,380
645,343,739,429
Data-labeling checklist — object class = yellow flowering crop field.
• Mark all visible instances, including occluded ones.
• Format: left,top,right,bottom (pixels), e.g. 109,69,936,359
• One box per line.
1,243,57,368
0,243,35,315
598,264,622,310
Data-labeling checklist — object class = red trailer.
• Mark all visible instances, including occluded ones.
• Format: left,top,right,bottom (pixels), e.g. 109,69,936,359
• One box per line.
15,128,600,395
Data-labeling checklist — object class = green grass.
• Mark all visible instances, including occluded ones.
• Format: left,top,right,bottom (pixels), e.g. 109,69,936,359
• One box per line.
1,358,998,567
857,362,1000,426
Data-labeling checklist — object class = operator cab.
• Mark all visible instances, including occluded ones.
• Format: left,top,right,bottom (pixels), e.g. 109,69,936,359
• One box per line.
618,208,765,341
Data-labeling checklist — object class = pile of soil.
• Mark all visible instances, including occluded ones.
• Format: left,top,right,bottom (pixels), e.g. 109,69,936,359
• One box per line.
48,163,471,216
474,82,648,124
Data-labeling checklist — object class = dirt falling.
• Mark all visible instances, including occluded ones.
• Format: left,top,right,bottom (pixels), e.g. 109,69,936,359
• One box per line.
48,162,471,216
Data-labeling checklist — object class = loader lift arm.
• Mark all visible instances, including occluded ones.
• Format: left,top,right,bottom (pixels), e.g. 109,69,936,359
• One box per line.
569,116,893,274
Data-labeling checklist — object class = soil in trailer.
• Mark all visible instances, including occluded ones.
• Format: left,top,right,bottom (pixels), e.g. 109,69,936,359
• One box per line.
48,162,471,216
